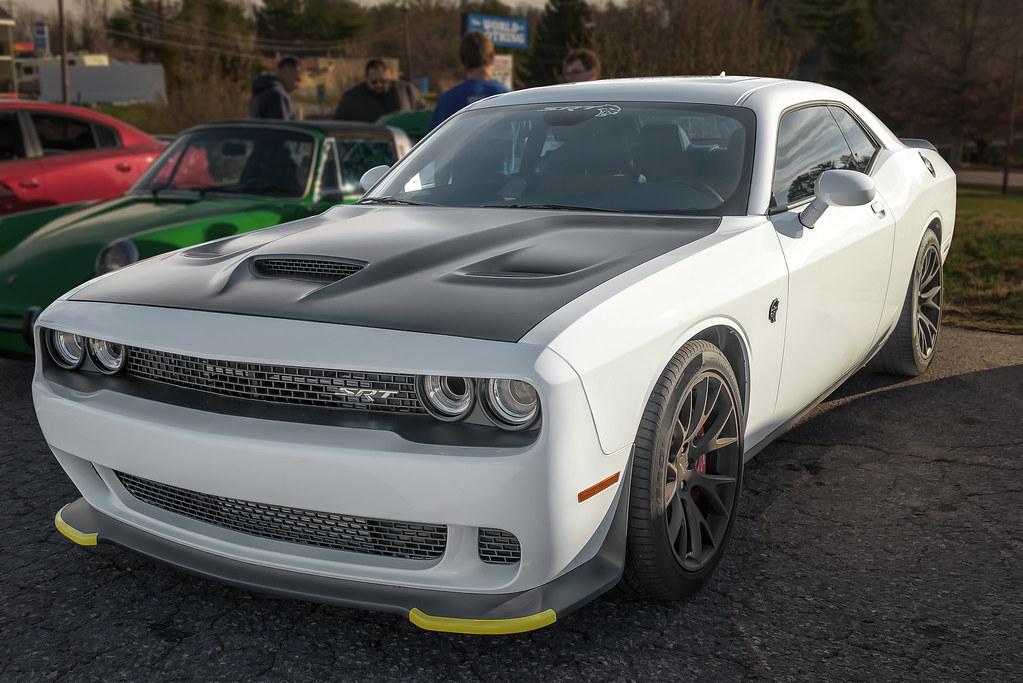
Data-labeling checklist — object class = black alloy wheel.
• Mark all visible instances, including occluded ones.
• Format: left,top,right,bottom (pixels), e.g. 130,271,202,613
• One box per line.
870,228,943,376
623,339,744,600
915,239,943,360
663,371,741,571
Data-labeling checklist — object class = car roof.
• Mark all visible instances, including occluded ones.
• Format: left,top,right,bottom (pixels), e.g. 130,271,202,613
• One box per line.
467,76,785,108
466,76,887,118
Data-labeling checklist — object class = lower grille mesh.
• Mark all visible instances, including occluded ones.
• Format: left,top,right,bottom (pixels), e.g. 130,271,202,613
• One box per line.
478,527,521,564
125,347,426,414
116,471,447,561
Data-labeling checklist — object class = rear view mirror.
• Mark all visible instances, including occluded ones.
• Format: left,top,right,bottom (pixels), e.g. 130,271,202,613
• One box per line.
359,165,390,193
799,169,876,228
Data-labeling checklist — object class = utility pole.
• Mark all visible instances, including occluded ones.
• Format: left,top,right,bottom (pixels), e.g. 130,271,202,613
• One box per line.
58,0,69,103
403,1,413,82
1003,35,1020,195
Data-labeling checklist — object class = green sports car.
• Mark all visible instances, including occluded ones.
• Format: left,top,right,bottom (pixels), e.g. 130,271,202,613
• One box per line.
0,119,410,355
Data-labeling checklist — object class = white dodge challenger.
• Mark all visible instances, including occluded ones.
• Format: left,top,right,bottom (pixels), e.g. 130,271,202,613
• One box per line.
34,77,954,634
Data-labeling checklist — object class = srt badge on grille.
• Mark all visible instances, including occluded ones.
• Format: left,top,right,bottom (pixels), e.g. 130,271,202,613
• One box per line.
329,387,399,402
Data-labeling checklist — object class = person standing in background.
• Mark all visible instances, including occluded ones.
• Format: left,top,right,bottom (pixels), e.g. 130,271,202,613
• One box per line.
334,58,425,123
428,31,508,131
249,56,301,120
563,48,601,82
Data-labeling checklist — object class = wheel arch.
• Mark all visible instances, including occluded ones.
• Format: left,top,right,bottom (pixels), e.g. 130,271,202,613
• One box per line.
648,317,752,434
925,211,942,246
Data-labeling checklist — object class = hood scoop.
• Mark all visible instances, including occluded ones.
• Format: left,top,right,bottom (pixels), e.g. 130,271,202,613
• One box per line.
252,256,366,283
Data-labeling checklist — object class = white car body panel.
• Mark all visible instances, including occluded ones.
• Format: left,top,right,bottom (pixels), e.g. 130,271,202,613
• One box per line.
32,77,957,628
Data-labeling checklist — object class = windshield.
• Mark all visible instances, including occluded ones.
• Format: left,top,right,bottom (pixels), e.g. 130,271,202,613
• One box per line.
334,136,397,195
132,127,317,198
365,102,755,215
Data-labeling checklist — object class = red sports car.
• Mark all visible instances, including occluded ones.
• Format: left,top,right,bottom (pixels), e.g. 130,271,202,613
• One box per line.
0,101,165,216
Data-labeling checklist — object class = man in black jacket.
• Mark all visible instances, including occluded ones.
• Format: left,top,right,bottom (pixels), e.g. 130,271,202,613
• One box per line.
249,56,301,120
334,58,424,123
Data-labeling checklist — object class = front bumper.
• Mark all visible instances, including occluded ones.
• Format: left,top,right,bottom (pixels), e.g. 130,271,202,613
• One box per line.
55,476,628,634
35,301,633,632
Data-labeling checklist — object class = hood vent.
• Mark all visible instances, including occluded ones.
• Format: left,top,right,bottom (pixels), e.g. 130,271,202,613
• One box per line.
253,256,365,282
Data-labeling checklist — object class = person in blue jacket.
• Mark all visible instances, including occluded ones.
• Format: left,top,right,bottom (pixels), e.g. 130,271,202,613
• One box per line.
429,31,509,131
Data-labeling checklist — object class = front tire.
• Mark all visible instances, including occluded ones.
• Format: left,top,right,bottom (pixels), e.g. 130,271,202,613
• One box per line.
870,228,943,376
622,340,744,600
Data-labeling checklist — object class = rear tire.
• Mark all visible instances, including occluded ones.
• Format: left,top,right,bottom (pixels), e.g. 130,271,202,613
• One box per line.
870,228,942,376
622,340,744,600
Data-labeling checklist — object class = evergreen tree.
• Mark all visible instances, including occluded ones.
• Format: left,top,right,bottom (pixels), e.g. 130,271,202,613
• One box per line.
521,0,592,87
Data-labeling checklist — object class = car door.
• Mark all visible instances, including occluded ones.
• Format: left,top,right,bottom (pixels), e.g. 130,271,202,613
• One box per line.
0,111,47,214
29,111,136,205
769,104,894,418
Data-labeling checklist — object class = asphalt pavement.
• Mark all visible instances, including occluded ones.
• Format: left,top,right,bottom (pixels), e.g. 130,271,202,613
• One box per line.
1,327,1021,682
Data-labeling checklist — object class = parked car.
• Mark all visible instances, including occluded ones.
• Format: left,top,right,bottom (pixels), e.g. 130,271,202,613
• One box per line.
0,119,410,355
34,77,954,633
0,101,164,218
377,109,432,142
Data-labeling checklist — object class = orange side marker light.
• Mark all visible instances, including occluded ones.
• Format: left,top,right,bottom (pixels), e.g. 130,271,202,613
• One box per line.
577,471,621,503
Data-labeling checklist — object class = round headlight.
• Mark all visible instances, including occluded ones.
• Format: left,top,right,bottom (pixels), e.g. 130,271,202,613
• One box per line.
87,338,126,374
419,375,474,421
484,379,539,428
47,329,85,369
95,239,139,275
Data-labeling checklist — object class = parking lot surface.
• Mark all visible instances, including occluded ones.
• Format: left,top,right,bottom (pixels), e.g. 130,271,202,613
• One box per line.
1,327,1021,682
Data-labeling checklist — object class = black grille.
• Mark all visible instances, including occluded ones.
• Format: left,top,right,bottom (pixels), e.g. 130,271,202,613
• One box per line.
478,528,521,565
254,257,364,282
116,471,447,560
125,347,426,414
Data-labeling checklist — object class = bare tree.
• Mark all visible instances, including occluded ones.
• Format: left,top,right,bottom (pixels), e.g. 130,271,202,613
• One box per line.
592,0,796,80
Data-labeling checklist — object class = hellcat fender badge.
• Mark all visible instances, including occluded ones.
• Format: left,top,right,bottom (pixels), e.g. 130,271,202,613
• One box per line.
769,299,779,323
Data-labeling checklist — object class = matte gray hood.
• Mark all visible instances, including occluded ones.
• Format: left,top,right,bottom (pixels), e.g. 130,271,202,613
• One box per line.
70,205,719,342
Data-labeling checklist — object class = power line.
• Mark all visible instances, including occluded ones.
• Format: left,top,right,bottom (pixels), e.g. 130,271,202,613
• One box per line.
105,28,264,61
119,5,353,52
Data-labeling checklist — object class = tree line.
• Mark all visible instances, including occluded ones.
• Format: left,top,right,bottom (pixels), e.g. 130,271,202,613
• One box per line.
9,0,1022,168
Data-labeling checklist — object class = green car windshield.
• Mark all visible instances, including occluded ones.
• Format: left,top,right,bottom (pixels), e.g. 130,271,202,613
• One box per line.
132,127,317,199
365,102,756,215
335,137,397,196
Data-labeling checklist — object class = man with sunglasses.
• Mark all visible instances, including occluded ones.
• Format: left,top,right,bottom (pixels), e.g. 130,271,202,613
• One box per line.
334,58,425,123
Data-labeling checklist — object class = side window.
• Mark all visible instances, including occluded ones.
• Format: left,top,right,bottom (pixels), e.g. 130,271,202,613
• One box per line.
0,113,25,161
829,107,878,173
319,141,341,192
31,113,97,155
772,106,854,209
94,123,121,149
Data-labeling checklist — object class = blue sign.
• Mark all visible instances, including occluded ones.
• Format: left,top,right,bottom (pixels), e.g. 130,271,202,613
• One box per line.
466,13,529,49
33,20,49,55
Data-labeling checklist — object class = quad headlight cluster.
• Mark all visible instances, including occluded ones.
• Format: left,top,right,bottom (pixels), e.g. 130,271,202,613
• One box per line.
45,329,126,374
417,375,540,430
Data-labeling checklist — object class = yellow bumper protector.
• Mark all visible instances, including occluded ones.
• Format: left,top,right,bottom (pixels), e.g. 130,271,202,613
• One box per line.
409,607,556,635
54,505,98,546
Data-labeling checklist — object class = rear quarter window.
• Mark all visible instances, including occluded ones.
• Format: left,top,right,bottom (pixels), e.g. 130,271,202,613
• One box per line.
94,123,121,149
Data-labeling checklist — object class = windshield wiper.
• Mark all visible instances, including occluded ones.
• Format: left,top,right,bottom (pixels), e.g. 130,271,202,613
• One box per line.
480,203,625,213
358,196,433,206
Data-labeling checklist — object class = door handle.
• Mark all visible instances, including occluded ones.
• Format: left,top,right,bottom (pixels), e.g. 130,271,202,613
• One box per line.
115,162,133,172
18,178,40,189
